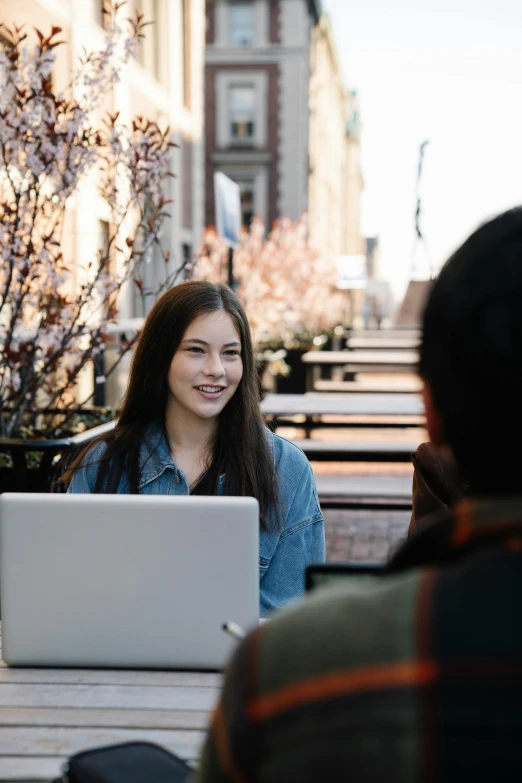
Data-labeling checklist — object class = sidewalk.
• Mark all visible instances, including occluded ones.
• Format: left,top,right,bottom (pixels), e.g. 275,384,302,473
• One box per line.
324,508,410,562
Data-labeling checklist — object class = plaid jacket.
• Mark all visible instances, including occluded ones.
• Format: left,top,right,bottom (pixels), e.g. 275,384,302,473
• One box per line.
193,498,522,783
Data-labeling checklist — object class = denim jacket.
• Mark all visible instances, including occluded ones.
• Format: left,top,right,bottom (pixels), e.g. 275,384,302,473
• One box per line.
68,423,325,616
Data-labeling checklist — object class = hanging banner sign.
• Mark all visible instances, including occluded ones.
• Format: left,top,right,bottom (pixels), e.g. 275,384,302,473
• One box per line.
336,255,368,289
214,172,242,249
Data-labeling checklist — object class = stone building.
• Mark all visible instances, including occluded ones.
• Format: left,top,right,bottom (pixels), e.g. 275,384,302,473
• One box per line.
308,14,365,265
0,0,206,314
204,0,322,229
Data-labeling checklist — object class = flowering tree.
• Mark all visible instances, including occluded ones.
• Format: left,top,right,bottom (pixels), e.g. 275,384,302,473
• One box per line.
0,2,184,439
192,215,345,346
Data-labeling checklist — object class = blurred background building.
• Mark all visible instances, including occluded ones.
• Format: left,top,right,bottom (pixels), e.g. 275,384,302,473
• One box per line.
1,0,392,404
204,0,371,326
308,14,365,266
205,0,323,229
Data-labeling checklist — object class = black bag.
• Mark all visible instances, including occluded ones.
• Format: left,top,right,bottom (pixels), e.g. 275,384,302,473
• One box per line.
53,741,192,783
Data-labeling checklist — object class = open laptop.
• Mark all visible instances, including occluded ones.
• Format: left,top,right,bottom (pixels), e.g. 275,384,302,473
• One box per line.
0,493,259,670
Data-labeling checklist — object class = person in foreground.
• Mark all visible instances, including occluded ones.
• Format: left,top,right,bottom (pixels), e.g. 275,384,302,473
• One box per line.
65,281,325,616
193,208,522,782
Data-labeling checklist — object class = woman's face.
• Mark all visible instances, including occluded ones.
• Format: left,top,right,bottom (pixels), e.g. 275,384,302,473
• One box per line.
166,311,244,424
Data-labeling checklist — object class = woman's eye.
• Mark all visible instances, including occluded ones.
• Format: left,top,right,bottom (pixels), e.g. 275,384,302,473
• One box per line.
224,350,240,357
188,347,204,353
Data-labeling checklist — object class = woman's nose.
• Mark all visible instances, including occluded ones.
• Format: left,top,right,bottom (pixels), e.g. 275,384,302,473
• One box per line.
203,352,225,376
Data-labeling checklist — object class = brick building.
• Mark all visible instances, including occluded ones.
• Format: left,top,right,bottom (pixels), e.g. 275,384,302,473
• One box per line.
205,0,322,230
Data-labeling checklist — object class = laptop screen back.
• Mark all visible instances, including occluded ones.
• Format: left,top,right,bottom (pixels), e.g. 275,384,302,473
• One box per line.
0,493,259,670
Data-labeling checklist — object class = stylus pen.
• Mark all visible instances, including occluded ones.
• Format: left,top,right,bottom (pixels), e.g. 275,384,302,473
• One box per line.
222,621,246,640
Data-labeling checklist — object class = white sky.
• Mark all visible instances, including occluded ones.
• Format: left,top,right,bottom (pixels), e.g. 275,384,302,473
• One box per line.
323,0,522,299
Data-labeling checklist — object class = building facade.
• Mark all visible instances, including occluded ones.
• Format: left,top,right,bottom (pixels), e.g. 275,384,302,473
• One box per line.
0,0,206,402
0,0,205,316
342,92,365,257
308,15,365,266
205,0,321,230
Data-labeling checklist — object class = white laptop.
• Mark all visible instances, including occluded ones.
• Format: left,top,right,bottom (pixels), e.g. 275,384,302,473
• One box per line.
0,493,259,670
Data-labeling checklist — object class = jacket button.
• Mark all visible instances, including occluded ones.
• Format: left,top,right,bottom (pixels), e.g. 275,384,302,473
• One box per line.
173,474,181,484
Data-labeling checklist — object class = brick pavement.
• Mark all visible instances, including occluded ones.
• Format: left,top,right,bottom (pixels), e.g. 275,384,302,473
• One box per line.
324,508,410,563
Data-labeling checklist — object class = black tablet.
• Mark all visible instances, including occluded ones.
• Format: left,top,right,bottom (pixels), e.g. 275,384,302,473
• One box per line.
305,562,385,592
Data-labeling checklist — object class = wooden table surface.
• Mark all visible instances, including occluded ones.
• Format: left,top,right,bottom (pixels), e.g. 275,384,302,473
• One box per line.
346,338,420,350
291,438,420,462
344,329,421,341
261,392,424,417
301,350,419,366
0,625,220,781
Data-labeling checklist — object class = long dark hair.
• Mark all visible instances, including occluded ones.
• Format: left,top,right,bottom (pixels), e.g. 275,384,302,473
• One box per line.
63,281,279,531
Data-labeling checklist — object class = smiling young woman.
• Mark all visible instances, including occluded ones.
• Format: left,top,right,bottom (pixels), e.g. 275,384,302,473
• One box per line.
64,281,325,615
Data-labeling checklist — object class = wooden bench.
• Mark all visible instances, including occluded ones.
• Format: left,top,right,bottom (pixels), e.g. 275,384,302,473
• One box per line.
313,378,422,393
346,337,420,351
261,393,424,434
290,438,418,462
301,349,419,388
302,350,419,368
344,329,421,341
287,439,415,510
314,474,412,510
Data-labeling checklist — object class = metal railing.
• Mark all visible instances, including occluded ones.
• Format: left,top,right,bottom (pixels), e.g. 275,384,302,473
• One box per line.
0,420,117,493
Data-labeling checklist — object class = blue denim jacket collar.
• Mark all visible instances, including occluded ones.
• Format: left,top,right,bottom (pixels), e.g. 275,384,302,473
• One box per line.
137,420,276,489
138,421,175,490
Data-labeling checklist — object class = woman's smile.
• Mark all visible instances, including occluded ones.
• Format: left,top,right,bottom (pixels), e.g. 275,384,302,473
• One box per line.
194,384,227,399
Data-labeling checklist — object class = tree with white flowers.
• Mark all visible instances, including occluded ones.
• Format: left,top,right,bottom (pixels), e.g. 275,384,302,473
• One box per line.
192,215,345,347
0,2,183,439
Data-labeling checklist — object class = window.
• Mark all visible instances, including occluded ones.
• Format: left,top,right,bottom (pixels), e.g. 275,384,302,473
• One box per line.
134,0,146,68
228,86,255,143
182,244,193,278
93,220,112,407
132,0,167,86
216,71,267,149
0,35,9,91
181,137,193,229
229,2,254,46
94,0,106,28
152,0,161,82
181,0,191,108
238,182,255,227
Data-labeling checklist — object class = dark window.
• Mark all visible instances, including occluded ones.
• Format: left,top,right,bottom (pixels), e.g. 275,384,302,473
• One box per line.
228,86,255,142
238,182,255,227
182,0,191,108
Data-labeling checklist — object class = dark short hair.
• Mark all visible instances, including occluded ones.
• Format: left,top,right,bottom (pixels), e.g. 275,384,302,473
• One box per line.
419,207,522,495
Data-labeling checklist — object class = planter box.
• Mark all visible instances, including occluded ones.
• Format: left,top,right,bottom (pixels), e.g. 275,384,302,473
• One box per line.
275,348,308,394
0,420,116,494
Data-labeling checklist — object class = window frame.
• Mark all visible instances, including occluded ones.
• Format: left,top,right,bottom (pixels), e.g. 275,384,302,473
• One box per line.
215,70,268,149
228,84,256,144
229,2,255,47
